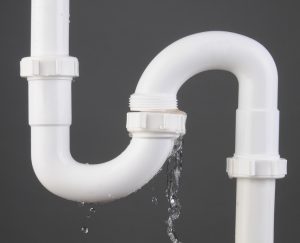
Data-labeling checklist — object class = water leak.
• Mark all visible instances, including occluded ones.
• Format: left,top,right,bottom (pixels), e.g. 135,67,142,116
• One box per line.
165,136,184,243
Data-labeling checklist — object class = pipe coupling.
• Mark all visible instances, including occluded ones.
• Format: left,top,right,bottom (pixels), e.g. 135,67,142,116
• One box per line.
126,111,186,138
20,56,79,78
227,157,287,179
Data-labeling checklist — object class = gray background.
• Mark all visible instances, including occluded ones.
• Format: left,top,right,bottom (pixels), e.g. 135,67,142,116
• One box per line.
0,0,298,242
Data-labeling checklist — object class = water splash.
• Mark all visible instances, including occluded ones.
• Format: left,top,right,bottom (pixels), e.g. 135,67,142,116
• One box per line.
165,136,184,243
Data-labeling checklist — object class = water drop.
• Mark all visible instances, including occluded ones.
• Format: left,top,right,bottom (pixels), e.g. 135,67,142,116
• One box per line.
89,207,96,214
152,196,158,206
78,201,85,207
81,226,89,234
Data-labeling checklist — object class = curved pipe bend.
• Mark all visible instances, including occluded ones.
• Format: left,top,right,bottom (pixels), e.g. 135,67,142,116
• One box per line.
132,31,278,111
132,31,280,158
29,32,280,203
31,126,174,202
129,31,282,243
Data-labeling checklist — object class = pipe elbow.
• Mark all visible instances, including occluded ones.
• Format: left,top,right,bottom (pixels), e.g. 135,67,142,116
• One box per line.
130,31,278,111
31,126,174,203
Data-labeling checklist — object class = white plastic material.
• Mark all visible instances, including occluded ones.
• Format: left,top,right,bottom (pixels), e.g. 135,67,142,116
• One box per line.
126,111,186,137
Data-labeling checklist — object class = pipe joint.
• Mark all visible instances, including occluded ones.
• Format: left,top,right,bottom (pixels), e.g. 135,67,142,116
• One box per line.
20,56,79,78
126,111,186,138
227,157,287,179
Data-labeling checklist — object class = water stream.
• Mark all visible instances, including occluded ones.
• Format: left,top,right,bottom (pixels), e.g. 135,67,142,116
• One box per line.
77,136,184,242
165,136,184,243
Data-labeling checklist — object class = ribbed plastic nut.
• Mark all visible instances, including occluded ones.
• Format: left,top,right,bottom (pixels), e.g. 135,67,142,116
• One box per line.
226,157,287,179
20,56,79,78
126,111,187,137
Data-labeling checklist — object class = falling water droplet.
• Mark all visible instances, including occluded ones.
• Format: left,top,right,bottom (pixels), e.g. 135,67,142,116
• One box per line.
81,226,89,234
90,207,96,214
165,136,184,243
152,196,158,206
78,201,85,207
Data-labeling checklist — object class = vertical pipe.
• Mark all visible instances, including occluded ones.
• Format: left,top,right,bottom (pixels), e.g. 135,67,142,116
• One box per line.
235,109,279,156
31,0,70,56
235,179,275,243
28,79,72,126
